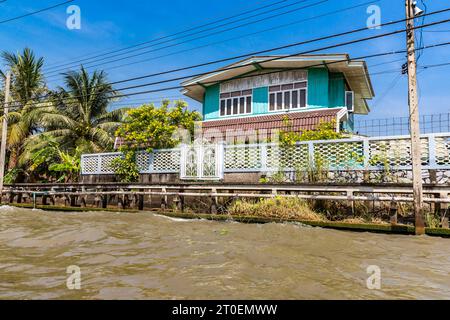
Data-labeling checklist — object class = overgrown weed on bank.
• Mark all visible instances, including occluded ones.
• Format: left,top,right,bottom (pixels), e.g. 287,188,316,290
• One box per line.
228,197,325,221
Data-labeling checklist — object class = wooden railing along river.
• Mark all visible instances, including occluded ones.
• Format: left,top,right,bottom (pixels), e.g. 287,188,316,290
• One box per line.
1,183,449,227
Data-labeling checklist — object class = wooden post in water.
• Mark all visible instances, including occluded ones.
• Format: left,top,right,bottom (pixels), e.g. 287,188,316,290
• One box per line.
102,195,108,209
177,188,185,212
50,196,56,206
42,194,48,206
138,194,144,211
80,187,87,207
389,201,398,225
161,187,167,211
346,190,354,216
440,192,449,229
211,188,218,214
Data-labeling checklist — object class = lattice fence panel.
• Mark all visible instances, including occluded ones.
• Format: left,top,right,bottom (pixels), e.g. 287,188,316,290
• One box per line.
282,144,309,169
435,136,450,166
369,138,429,167
314,141,364,169
152,150,181,172
224,145,261,171
99,154,121,174
266,145,281,170
266,144,309,170
136,152,152,172
81,134,450,175
81,155,100,174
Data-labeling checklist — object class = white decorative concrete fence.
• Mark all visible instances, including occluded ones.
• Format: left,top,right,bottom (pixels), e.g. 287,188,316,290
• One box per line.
81,133,450,179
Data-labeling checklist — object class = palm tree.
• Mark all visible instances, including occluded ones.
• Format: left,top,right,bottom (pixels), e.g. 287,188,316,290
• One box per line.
37,66,126,154
0,48,47,170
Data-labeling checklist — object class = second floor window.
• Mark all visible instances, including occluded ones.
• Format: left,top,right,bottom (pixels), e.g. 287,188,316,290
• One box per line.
220,89,252,116
345,91,354,112
269,82,307,111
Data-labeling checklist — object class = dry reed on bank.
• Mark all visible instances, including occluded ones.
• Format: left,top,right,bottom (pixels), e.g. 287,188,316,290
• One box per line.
228,197,325,221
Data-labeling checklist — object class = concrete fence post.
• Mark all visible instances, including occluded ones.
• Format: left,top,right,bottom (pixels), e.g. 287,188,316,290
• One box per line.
308,142,315,170
260,144,268,172
428,135,437,168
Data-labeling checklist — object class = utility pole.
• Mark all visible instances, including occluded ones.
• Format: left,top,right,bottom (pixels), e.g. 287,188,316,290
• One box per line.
0,71,11,201
405,0,425,235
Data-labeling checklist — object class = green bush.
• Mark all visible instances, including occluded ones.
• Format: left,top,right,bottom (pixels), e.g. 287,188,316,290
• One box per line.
110,151,140,183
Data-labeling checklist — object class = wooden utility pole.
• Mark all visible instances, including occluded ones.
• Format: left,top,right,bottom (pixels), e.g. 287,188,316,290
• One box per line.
0,71,11,200
405,0,425,235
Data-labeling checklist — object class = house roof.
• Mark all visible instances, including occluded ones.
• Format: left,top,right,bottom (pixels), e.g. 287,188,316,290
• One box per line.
201,108,347,140
181,54,375,115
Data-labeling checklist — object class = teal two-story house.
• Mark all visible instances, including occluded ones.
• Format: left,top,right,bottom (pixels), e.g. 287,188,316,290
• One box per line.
181,54,374,141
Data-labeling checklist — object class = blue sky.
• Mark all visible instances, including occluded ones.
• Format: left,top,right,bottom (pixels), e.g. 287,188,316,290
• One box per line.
0,0,449,122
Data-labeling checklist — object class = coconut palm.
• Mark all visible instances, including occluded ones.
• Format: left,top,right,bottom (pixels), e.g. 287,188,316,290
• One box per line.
37,66,126,154
0,47,46,104
0,48,47,170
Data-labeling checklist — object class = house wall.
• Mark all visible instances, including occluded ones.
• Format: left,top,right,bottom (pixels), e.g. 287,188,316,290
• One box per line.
252,86,269,115
343,113,355,132
329,72,345,108
202,68,351,124
307,68,329,109
203,83,220,120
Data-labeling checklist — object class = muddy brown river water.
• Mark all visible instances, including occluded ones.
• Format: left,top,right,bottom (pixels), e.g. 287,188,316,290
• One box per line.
0,206,449,300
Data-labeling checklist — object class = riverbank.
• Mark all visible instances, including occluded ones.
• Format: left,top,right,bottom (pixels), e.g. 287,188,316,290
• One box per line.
6,203,450,238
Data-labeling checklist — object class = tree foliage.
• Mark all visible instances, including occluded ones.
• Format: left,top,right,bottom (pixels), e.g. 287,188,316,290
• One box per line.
112,100,201,182
115,100,201,152
110,151,140,183
24,135,81,182
279,117,343,146
39,66,126,154
0,48,130,183
0,48,48,171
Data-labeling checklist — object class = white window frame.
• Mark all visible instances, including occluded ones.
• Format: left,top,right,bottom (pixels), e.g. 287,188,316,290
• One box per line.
345,91,354,113
268,81,308,112
219,90,253,117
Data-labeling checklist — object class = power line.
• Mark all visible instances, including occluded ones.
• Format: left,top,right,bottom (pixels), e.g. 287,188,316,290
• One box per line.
416,0,428,63
44,0,290,69
5,8,450,108
7,38,450,112
47,0,329,75
13,12,440,111
62,42,450,104
104,8,450,87
109,68,404,108
6,14,450,110
104,18,450,93
421,61,450,69
25,4,419,102
0,0,74,24
423,29,450,32
44,0,321,73
45,0,377,81
371,74,404,109
99,60,412,107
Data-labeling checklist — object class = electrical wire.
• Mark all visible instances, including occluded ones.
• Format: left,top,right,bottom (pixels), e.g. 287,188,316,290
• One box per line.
44,0,321,73
0,0,74,24
44,0,291,68
3,7,450,109
5,38,450,112
44,0,378,81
